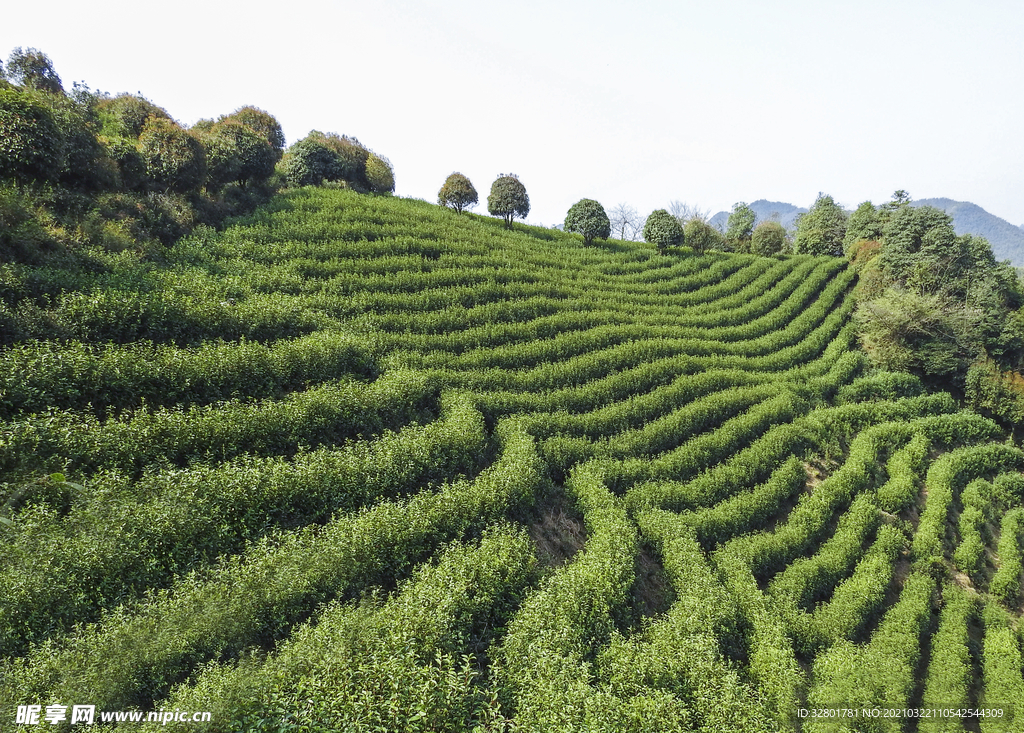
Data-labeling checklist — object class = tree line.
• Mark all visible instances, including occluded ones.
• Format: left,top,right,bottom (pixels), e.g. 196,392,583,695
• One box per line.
0,47,394,260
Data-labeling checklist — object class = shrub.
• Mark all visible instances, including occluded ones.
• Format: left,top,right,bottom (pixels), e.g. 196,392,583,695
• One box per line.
315,132,369,186
991,508,1024,606
643,209,683,253
39,91,112,191
920,584,977,726
282,132,370,189
563,198,610,245
438,172,477,213
100,135,147,191
487,174,529,228
0,184,59,260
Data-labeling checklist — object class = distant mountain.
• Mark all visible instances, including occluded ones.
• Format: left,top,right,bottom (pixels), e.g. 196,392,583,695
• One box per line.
709,197,1024,267
910,198,1024,267
710,200,807,233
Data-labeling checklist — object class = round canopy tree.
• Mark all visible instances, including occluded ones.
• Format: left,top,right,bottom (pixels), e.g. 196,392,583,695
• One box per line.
0,88,63,184
364,153,395,194
438,172,478,213
643,209,684,253
281,136,346,187
97,94,171,140
563,198,610,246
199,120,276,191
751,220,788,256
137,117,207,193
683,217,722,254
221,106,285,157
487,174,529,229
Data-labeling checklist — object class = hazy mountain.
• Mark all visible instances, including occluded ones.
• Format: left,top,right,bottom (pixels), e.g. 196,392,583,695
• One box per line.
709,197,1024,267
911,198,1024,267
710,200,807,232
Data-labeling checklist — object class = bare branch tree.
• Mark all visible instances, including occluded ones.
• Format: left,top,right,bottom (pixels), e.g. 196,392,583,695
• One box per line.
609,203,641,241
668,200,710,225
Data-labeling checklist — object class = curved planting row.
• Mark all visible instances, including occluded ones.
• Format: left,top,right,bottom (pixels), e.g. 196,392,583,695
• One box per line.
4,188,1024,733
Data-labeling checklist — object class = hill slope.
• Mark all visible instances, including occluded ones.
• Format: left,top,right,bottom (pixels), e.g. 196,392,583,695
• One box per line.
1,189,1023,731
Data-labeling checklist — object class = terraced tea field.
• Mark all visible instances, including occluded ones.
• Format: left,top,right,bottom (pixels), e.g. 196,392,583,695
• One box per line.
2,188,1024,731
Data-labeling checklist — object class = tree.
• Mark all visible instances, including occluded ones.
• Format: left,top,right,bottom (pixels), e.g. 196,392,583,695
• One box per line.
31,87,111,191
668,200,710,226
137,117,207,193
683,217,721,254
96,94,171,140
563,198,610,246
0,88,63,184
843,201,882,253
310,132,370,188
196,123,240,192
726,202,756,251
102,135,147,191
364,153,395,194
197,120,275,191
438,172,478,213
6,48,62,94
643,209,684,253
752,220,787,256
793,193,848,256
609,202,641,241
220,106,285,157
281,135,346,187
487,174,529,228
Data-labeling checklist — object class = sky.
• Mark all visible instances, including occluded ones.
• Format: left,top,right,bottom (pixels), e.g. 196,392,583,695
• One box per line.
3,0,1023,229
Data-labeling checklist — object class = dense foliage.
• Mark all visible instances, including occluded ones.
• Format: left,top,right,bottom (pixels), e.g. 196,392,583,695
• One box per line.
487,173,529,228
643,208,684,253
726,201,756,250
563,198,610,245
5,46,1024,732
793,193,848,256
752,220,788,256
2,187,1020,731
849,191,1024,415
0,48,393,263
364,152,395,194
683,216,723,255
437,172,478,213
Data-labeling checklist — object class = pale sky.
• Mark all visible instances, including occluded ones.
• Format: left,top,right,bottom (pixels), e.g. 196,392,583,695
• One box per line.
4,0,1022,228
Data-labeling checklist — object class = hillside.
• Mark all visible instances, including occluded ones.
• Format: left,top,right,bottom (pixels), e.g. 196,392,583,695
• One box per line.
2,189,1024,731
